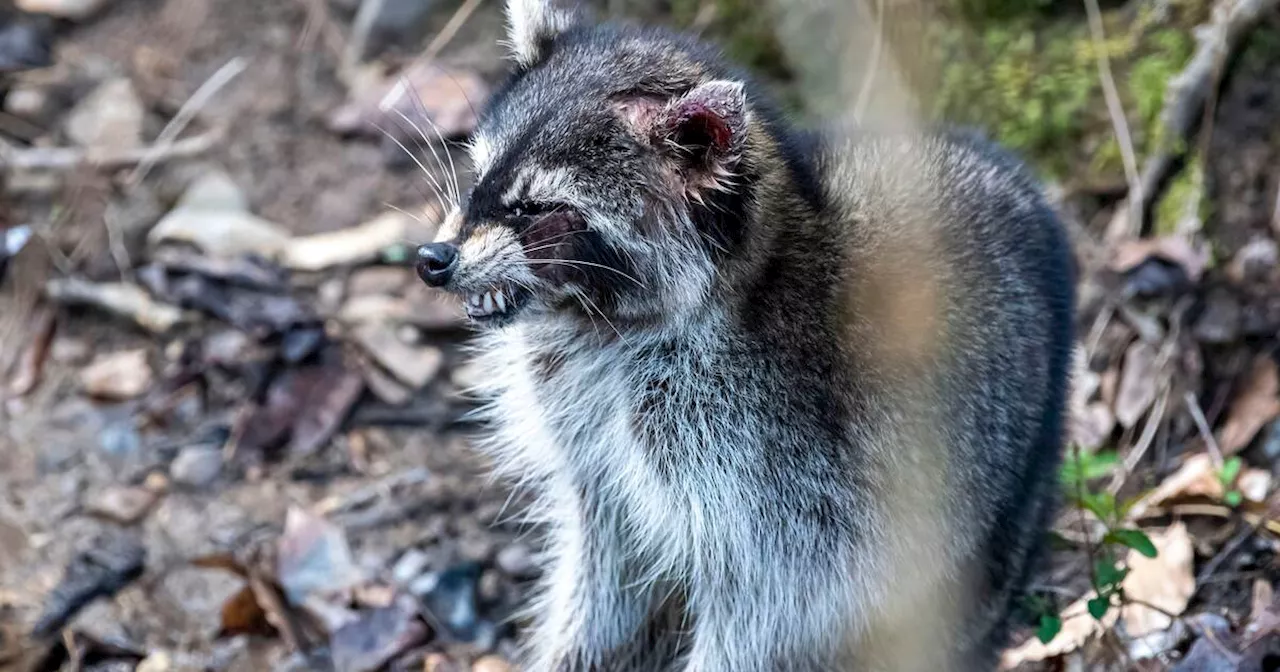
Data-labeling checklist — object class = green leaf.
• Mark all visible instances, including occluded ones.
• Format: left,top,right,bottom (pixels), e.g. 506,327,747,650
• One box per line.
1080,492,1117,522
1087,596,1111,620
1094,557,1127,589
1220,457,1243,487
1106,529,1158,558
1036,613,1062,644
1225,490,1243,507
1060,450,1121,487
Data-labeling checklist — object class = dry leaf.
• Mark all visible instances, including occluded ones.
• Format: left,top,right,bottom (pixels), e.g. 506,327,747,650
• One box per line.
999,593,1114,668
46,278,188,333
1115,341,1159,429
1120,523,1194,639
1111,236,1210,282
1217,356,1280,455
1127,453,1269,520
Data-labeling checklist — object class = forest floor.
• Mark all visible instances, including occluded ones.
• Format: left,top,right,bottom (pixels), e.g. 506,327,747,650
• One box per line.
0,1,1279,671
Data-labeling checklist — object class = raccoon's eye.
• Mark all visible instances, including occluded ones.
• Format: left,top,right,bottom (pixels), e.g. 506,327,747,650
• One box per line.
510,201,552,219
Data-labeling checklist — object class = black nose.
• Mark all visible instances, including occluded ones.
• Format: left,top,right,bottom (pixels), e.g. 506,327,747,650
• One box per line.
416,242,459,287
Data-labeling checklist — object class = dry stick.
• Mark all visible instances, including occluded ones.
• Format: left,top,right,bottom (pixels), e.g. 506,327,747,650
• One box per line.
853,0,887,124
418,0,487,66
127,56,249,187
343,0,386,80
0,127,224,172
1185,391,1226,468
1109,0,1280,240
1082,0,1141,242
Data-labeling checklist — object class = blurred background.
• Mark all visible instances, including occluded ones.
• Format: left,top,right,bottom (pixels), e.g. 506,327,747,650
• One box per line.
0,0,1278,670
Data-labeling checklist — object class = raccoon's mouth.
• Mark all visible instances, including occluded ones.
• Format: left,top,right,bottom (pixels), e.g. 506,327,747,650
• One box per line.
465,286,528,322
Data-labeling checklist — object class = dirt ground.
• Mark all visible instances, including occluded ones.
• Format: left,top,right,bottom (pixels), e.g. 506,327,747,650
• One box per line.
1,0,1280,671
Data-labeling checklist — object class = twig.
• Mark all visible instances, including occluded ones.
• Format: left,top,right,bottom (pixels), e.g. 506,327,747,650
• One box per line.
1195,523,1256,590
126,56,248,186
343,0,385,78
0,126,223,171
853,0,887,124
1185,391,1225,468
418,0,486,66
1111,386,1169,494
314,466,431,516
1082,0,1141,241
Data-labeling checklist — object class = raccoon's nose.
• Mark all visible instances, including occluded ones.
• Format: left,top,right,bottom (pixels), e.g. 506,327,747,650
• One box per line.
416,242,459,287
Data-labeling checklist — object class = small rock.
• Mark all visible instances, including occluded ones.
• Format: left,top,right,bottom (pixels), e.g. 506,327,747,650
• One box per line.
80,349,153,400
135,651,172,672
170,446,222,488
419,562,482,642
85,485,157,524
352,323,443,389
0,16,52,72
494,544,537,580
65,78,144,150
472,656,512,672
391,549,430,585
424,653,463,672
17,0,112,20
203,330,252,365
4,84,49,118
98,420,141,459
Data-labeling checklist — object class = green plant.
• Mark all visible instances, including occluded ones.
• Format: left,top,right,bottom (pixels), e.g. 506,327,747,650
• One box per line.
1035,447,1160,640
1218,456,1244,507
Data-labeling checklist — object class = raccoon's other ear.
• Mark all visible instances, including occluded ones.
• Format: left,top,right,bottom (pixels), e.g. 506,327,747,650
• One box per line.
505,0,581,68
655,81,748,169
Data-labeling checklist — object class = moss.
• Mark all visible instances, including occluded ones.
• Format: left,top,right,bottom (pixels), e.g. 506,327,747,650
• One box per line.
1153,157,1206,236
917,4,1198,182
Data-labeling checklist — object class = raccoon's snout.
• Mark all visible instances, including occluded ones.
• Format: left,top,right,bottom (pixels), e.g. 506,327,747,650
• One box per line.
416,242,459,287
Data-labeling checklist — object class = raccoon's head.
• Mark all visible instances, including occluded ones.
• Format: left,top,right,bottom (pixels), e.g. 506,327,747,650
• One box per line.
416,0,782,331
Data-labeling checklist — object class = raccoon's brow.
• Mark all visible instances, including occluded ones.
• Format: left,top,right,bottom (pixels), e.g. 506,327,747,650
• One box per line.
503,165,580,207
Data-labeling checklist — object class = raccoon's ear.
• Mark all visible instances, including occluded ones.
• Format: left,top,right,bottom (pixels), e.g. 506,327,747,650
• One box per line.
505,0,582,68
655,81,748,171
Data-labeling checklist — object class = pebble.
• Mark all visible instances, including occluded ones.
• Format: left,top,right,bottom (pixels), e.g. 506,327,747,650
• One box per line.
391,548,430,585
4,84,49,118
85,485,157,524
0,16,52,71
80,349,153,400
65,77,144,150
170,446,223,488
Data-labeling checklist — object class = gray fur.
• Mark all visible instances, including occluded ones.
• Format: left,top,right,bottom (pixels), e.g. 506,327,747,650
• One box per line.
419,2,1075,670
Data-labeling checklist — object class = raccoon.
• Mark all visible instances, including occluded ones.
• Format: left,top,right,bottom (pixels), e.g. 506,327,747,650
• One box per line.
414,1,1075,669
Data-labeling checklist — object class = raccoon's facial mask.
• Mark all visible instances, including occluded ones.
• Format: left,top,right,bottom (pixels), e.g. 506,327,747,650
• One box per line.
418,199,607,327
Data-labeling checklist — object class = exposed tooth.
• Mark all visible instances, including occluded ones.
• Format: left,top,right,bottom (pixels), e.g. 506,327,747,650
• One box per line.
469,294,482,307
482,292,495,313
495,291,507,312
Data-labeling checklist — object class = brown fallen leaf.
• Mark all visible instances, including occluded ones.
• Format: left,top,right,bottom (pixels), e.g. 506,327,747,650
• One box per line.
219,584,276,638
1217,355,1280,455
290,368,364,457
1120,523,1194,639
1111,235,1211,282
1115,340,1159,429
1126,453,1271,520
79,349,154,400
999,593,1113,668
